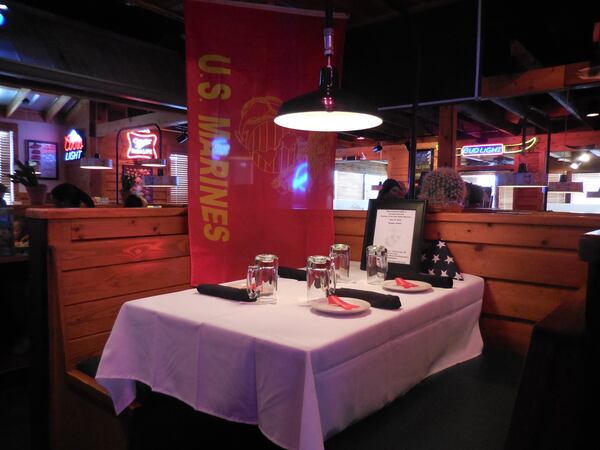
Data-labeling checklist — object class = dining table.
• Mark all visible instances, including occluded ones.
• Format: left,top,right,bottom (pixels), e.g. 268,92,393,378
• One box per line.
96,262,484,450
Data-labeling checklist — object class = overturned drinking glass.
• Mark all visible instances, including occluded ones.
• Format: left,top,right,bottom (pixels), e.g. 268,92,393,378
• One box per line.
247,254,279,301
329,243,350,282
366,245,387,284
306,255,336,301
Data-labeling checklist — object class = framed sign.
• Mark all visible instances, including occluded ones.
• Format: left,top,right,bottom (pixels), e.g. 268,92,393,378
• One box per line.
416,149,434,178
121,165,154,203
26,140,58,180
360,199,426,274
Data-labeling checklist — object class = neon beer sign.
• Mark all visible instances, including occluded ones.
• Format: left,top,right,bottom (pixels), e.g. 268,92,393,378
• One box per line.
460,143,504,156
126,129,158,159
64,129,84,161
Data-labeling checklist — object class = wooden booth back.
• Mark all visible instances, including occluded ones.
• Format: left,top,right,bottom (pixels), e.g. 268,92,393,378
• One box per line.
27,207,190,450
45,209,191,371
334,210,600,354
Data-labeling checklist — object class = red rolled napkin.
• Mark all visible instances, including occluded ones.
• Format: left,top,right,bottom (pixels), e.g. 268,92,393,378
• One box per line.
327,295,361,310
395,277,419,288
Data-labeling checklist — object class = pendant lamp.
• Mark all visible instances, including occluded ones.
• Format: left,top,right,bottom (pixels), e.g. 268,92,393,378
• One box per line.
273,6,382,132
140,158,167,168
142,169,178,187
80,153,113,170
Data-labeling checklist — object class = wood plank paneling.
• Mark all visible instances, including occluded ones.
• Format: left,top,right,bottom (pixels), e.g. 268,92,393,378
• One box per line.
67,332,111,370
449,243,585,287
480,316,534,355
334,216,367,236
56,235,189,270
334,235,365,261
481,65,566,98
483,279,577,322
61,256,190,305
424,222,590,250
64,284,191,341
71,216,187,240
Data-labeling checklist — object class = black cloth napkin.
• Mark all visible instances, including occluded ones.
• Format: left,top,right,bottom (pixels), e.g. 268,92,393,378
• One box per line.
196,284,255,302
335,288,401,310
278,266,307,281
385,268,453,289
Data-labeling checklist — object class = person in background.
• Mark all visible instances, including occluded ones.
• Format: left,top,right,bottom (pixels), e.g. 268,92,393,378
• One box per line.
50,183,95,208
0,183,8,207
414,171,429,198
377,178,407,200
124,194,147,207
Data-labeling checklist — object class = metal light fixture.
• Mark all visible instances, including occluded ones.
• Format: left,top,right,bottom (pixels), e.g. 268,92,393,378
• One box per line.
496,172,548,188
140,158,167,168
80,153,113,170
273,6,382,132
547,181,583,193
142,169,178,188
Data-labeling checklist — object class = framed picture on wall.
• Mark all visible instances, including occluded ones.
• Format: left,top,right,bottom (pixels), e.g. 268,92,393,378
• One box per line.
360,198,426,274
416,149,434,179
26,140,58,180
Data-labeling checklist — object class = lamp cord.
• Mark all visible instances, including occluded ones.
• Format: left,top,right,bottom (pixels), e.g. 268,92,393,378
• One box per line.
323,3,333,67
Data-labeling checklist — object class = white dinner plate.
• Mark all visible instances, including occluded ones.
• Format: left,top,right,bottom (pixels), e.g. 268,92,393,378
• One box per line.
310,298,370,315
382,279,432,293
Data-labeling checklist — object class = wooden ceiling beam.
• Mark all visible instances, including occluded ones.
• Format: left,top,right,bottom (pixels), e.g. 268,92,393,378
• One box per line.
65,99,88,127
491,98,548,131
5,88,30,118
95,111,187,137
44,95,71,122
459,103,520,136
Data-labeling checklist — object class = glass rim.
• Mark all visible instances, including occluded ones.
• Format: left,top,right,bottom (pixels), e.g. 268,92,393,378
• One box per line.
366,244,387,255
255,253,278,262
330,243,349,251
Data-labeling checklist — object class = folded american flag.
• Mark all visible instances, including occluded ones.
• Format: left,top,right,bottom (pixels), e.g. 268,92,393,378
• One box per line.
420,239,464,280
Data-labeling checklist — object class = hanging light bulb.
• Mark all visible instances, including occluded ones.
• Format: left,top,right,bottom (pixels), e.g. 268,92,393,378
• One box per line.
274,6,382,132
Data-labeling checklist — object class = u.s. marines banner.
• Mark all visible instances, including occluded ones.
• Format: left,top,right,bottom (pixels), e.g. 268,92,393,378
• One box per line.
185,0,345,284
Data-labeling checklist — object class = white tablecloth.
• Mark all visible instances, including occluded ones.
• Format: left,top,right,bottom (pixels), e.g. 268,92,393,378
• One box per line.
96,265,484,450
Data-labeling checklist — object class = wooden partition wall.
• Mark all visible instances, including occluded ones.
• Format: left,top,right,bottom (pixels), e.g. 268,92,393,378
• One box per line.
334,209,600,354
27,207,190,450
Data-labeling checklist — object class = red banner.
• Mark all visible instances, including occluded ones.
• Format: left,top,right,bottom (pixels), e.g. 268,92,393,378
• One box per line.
185,0,345,284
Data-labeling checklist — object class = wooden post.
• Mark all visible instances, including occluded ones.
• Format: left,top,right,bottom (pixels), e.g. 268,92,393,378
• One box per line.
438,104,458,168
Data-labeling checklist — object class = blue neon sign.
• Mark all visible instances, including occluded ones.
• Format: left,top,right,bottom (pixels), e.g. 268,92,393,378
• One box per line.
461,143,504,156
292,162,308,192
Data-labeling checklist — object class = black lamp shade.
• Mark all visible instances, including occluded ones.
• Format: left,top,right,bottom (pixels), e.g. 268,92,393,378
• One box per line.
274,88,382,132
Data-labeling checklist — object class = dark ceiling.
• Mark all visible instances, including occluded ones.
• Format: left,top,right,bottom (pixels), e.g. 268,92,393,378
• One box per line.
5,0,600,146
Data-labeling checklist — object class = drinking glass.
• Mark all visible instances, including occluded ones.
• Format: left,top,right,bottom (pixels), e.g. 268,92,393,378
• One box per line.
329,243,350,282
306,255,336,301
247,254,279,300
366,245,387,284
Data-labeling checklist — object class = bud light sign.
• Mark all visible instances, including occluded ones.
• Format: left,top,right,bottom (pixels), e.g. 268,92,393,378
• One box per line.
126,129,159,159
64,129,84,161
461,143,504,156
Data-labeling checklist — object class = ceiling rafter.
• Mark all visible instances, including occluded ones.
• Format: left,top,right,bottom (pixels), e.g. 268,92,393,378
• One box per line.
459,103,520,136
44,95,71,122
5,88,31,118
509,39,597,130
490,97,548,131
